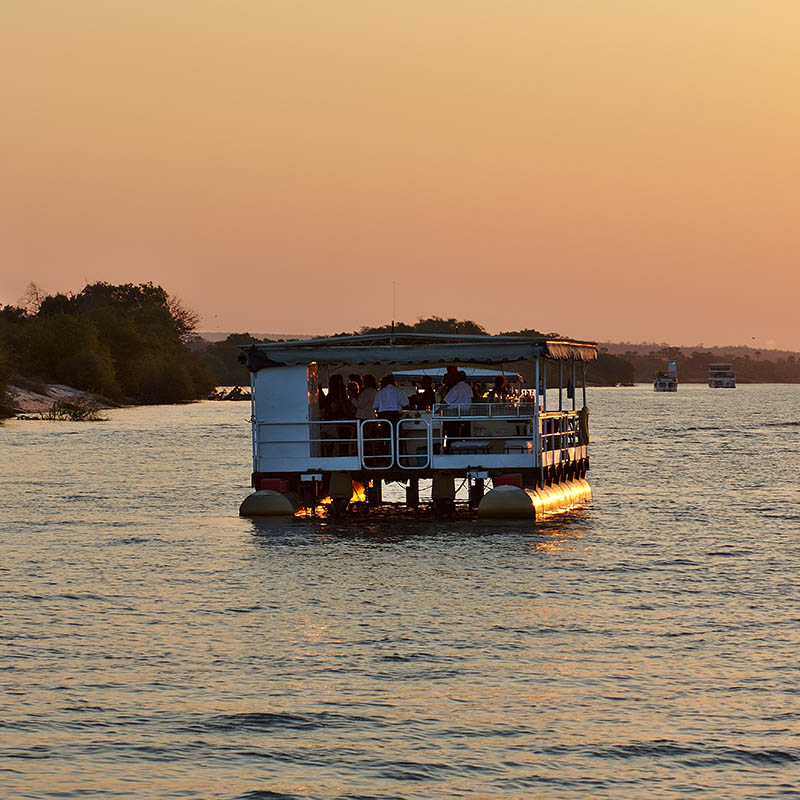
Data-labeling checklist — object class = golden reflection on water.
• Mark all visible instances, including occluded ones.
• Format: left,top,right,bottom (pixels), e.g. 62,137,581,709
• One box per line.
296,619,331,642
531,538,569,554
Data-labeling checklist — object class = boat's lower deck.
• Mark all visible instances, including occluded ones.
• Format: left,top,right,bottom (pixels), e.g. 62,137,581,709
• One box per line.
242,456,591,521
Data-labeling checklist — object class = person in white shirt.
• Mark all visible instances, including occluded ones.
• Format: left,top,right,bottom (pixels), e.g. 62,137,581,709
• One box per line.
373,374,409,424
443,370,473,439
444,371,472,406
370,374,408,463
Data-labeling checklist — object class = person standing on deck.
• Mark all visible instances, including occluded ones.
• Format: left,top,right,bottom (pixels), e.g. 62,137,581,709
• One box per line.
373,374,408,426
488,375,511,402
439,365,460,400
443,370,472,438
356,374,378,420
444,371,472,407
372,374,408,464
409,374,436,411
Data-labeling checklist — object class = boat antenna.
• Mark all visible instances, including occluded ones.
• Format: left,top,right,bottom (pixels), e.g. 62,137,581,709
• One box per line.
391,281,396,345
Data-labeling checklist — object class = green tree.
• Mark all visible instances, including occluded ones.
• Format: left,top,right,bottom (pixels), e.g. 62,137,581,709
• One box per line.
0,337,11,418
199,333,265,387
500,327,545,337
588,349,635,386
1,282,215,405
71,282,212,402
358,316,488,336
23,314,118,395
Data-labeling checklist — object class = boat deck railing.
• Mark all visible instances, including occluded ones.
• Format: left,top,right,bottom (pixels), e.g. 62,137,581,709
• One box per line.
253,406,585,473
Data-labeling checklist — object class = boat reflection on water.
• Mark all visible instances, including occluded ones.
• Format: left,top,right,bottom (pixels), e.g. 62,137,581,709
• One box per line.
245,501,594,547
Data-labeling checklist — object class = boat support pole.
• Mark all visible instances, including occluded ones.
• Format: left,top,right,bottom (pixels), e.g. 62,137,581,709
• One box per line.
406,478,419,510
582,362,587,408
535,357,544,489
572,361,576,411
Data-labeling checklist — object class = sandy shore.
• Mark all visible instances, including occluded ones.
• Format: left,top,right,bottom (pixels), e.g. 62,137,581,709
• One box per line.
6,384,110,415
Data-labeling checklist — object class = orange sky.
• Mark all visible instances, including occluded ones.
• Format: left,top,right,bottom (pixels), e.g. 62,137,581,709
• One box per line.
2,1,799,348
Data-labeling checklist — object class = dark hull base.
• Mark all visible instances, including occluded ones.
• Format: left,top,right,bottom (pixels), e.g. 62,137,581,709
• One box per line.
250,459,589,500
240,460,591,520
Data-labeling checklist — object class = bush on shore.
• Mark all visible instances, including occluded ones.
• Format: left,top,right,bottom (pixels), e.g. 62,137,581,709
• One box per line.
0,338,11,418
1,282,216,408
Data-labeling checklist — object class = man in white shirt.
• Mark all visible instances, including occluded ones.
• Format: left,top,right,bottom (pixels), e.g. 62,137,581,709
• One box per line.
444,371,472,406
371,374,408,464
443,370,473,439
373,374,409,423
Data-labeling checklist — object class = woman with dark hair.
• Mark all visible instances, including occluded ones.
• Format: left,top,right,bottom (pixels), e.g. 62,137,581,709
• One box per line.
322,374,355,455
356,374,378,421
325,374,349,417
489,375,511,401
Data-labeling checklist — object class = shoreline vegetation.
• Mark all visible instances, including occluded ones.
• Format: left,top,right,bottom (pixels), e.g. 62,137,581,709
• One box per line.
3,285,800,421
1,282,216,420
192,319,800,395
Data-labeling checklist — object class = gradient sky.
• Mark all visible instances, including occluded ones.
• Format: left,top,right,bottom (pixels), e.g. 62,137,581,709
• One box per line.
2,1,799,348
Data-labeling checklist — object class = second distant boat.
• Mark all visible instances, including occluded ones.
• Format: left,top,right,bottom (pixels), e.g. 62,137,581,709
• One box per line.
709,363,736,388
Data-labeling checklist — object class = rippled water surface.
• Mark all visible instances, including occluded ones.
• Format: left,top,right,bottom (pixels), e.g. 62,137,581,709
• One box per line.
2,386,799,799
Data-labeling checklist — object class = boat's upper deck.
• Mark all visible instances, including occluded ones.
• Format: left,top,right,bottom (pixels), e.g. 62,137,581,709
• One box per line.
242,333,597,479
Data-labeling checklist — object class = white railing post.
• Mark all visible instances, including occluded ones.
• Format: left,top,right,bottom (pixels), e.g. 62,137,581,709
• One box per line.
397,418,430,469
543,359,547,412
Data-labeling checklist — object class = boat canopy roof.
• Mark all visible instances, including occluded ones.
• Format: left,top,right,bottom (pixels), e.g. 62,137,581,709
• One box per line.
393,367,523,383
242,332,597,372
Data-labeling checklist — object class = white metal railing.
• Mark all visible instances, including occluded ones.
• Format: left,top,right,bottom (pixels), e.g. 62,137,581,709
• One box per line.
254,408,585,471
431,402,536,459
360,419,396,470
540,411,582,453
255,419,358,459
432,402,538,419
397,417,430,469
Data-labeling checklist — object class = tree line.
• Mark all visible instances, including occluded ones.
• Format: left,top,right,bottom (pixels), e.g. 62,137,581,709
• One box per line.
616,346,800,384
196,316,636,390
0,304,637,418
7,295,800,419
197,322,800,389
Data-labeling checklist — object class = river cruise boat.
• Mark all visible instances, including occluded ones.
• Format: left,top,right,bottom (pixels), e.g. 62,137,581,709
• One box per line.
708,363,736,388
238,332,596,520
654,361,678,392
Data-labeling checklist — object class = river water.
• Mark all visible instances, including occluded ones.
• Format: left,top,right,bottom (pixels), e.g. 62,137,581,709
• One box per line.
1,385,798,799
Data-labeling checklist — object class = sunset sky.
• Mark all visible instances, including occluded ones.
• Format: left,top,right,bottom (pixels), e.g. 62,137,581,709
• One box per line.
2,2,799,348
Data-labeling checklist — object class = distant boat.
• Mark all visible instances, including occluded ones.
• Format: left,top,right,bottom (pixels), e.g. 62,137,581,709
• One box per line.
709,363,736,388
654,361,678,392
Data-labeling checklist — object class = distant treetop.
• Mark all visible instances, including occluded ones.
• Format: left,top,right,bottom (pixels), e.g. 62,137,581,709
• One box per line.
358,316,489,336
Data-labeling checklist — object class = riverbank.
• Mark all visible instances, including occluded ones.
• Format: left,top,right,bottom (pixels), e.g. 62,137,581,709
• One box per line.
5,382,114,416
3,382,247,419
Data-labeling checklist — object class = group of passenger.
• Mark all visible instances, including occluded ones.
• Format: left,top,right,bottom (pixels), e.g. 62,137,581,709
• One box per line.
319,368,515,422
317,373,413,427
317,368,517,457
